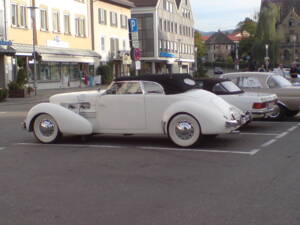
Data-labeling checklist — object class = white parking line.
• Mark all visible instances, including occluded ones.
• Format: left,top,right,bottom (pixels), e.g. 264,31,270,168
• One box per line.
15,143,256,156
288,126,298,132
140,146,255,155
276,132,289,139
15,143,123,149
239,132,280,136
0,112,7,114
0,147,5,151
261,139,277,148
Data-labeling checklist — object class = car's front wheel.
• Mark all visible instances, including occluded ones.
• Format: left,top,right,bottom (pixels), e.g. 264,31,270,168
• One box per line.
168,114,201,147
33,114,61,143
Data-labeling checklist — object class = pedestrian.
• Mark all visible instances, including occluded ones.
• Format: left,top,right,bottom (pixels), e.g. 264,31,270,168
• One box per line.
290,62,298,81
274,64,286,77
258,64,266,72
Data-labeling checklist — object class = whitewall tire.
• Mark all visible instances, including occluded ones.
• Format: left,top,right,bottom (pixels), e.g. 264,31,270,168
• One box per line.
168,114,201,147
33,114,61,143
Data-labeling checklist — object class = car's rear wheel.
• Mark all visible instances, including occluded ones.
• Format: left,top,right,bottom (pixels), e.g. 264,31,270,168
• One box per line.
268,104,286,121
33,114,61,143
168,114,201,147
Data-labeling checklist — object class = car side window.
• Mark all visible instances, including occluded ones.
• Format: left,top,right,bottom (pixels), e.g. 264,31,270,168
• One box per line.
106,82,143,95
143,81,165,95
238,77,262,88
212,83,227,93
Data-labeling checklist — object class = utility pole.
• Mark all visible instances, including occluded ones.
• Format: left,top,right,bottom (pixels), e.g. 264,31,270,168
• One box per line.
28,0,38,95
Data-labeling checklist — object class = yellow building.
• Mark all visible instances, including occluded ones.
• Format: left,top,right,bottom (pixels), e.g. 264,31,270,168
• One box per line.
3,0,100,89
92,0,134,77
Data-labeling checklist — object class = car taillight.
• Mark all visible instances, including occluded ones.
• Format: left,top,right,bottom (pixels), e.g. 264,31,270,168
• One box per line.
253,102,267,109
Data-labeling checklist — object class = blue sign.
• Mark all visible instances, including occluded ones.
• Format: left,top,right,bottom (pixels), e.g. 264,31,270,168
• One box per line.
0,40,13,46
129,18,138,32
160,52,176,58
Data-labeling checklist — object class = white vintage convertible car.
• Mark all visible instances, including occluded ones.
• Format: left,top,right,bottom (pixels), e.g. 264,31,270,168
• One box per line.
23,74,250,147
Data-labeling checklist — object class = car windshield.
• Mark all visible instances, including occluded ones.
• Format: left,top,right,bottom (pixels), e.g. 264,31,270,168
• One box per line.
268,75,292,88
221,81,243,93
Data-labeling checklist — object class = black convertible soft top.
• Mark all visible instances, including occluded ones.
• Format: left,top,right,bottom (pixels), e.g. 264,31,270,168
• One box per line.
115,74,196,95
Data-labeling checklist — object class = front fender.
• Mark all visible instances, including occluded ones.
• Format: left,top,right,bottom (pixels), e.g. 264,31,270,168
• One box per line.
25,103,93,135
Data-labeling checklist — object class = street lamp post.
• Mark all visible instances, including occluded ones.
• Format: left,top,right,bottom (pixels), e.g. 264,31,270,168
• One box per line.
265,44,269,71
27,5,38,95
177,39,182,73
235,42,239,71
194,46,198,75
291,34,297,62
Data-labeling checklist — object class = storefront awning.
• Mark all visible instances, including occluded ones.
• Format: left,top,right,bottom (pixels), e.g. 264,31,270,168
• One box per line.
12,43,101,62
0,46,16,56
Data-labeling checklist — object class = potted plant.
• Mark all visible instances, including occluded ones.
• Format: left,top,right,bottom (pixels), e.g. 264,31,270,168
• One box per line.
0,88,8,102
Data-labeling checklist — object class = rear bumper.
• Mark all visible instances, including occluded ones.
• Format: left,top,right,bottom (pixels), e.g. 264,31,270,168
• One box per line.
226,112,252,128
252,107,275,118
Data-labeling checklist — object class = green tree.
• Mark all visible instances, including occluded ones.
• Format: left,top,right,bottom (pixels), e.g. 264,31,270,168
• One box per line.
194,31,207,77
236,17,257,36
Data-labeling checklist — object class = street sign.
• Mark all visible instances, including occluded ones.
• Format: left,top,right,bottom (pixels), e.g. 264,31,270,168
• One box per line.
132,40,140,48
0,40,12,46
135,61,141,70
129,18,138,33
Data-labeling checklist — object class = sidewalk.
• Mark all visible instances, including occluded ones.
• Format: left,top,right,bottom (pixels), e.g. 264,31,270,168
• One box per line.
0,85,107,106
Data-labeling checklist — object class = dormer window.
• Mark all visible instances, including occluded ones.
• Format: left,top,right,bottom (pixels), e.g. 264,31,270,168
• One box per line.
289,19,295,27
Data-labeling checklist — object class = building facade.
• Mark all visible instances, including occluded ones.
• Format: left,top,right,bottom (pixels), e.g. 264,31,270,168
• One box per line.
130,0,195,74
205,31,235,63
92,0,134,77
261,0,300,65
1,0,100,89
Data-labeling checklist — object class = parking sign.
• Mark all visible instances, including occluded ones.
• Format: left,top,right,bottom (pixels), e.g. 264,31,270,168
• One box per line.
129,18,138,32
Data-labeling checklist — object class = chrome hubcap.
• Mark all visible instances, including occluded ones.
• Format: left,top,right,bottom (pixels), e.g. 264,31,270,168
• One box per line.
175,121,194,140
39,119,55,137
269,105,280,118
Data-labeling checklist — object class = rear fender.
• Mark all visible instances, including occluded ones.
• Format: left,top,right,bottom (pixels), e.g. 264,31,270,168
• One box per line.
25,103,93,135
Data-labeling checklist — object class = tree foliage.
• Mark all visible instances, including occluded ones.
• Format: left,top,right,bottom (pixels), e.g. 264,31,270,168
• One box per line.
194,31,207,77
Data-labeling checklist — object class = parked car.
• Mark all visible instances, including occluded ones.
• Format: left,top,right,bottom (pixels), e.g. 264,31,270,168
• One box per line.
221,72,300,120
194,78,278,119
22,74,250,147
214,67,224,75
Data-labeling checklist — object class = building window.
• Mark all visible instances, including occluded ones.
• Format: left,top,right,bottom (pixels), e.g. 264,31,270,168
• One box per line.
75,17,86,37
289,19,295,27
110,38,119,58
64,14,70,34
40,9,48,31
11,4,18,26
110,12,118,27
120,14,128,29
164,20,167,31
19,5,27,27
159,18,162,31
101,36,105,51
98,8,107,25
52,10,60,32
123,39,126,50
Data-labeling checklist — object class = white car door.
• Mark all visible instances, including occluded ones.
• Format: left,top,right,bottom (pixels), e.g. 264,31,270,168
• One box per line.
96,81,146,131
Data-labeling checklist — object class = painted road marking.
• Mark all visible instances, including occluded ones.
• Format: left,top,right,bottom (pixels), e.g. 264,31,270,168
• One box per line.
261,139,277,148
15,143,256,156
239,132,280,136
288,126,298,132
15,143,123,149
0,147,5,151
276,132,289,139
0,112,7,114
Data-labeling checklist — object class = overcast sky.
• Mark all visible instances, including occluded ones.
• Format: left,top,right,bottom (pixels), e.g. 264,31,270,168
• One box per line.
190,0,261,32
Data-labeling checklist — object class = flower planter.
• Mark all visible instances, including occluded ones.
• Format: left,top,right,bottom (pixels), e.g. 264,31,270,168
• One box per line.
9,89,25,98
